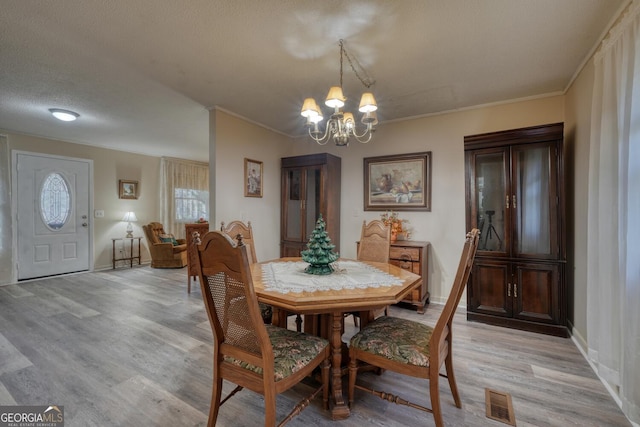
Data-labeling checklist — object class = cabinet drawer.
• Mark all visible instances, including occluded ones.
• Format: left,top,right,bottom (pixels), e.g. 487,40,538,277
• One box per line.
389,246,421,262
389,258,420,274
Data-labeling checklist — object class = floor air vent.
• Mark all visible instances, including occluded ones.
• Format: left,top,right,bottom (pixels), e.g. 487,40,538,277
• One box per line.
485,388,516,426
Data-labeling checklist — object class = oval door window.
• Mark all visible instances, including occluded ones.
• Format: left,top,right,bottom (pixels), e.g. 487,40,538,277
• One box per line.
40,173,71,230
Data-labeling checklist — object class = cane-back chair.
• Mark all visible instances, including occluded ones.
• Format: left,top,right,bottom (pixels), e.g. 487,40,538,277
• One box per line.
347,229,480,427
195,231,330,427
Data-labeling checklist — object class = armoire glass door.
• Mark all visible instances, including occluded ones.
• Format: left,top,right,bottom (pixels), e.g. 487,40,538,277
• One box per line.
473,150,509,254
512,143,558,259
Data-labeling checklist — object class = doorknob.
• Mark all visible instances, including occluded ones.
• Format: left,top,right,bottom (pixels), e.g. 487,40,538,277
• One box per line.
82,222,88,227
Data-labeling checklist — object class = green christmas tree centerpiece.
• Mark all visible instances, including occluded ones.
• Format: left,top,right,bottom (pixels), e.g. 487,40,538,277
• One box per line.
301,215,339,275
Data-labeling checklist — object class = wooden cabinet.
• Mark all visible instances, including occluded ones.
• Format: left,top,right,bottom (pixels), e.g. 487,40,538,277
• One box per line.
185,223,210,293
464,123,567,337
281,153,341,257
357,239,430,313
388,240,430,313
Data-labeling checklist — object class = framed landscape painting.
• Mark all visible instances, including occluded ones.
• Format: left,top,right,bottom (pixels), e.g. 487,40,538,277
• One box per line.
364,151,431,211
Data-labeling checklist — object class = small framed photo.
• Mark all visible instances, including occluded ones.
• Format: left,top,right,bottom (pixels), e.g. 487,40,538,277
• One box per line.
119,180,138,200
364,151,432,211
244,158,263,198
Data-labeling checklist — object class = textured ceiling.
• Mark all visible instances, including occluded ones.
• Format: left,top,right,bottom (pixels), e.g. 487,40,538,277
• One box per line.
0,0,627,161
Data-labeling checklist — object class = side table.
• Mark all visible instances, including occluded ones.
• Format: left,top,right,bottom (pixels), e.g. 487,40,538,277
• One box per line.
112,237,142,269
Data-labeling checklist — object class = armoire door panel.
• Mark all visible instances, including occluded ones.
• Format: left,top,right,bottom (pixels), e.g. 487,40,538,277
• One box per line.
470,261,510,317
513,263,559,324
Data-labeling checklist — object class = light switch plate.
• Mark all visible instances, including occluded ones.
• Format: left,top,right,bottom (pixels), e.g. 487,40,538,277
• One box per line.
94,210,105,218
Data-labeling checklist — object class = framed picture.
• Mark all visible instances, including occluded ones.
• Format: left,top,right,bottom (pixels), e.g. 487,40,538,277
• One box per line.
364,151,431,211
119,180,138,200
244,158,263,197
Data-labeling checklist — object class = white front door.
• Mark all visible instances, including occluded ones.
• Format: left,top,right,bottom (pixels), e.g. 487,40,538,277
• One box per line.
15,152,92,280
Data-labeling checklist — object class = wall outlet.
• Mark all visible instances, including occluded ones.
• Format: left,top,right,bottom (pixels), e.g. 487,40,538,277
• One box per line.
94,210,105,218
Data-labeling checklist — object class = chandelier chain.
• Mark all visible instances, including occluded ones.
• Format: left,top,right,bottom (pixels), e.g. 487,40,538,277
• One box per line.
339,39,375,89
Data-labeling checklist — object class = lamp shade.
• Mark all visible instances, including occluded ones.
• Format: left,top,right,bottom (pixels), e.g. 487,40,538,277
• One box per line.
122,211,138,222
362,111,379,126
343,112,355,129
358,92,377,113
325,86,345,108
301,98,319,118
309,106,324,123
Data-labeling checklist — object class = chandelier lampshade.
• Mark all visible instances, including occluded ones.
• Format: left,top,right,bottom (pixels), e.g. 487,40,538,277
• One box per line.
358,92,378,113
325,86,346,109
301,98,320,118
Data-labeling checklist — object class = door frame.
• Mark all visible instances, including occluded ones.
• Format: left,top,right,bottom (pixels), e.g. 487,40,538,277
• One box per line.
11,150,94,282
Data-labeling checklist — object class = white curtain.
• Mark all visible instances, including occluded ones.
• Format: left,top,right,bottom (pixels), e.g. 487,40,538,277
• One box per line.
587,1,640,423
159,157,209,239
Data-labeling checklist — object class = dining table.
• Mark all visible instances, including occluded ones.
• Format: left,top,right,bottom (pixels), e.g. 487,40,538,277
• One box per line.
250,257,422,420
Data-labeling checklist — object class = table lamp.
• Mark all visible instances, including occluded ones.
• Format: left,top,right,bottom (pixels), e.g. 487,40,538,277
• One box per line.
122,211,138,238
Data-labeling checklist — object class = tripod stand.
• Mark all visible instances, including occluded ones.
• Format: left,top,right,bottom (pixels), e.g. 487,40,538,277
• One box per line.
481,210,502,250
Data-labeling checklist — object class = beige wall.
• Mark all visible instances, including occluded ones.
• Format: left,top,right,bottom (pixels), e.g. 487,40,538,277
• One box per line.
288,96,565,303
564,57,596,348
211,110,294,262
2,131,161,272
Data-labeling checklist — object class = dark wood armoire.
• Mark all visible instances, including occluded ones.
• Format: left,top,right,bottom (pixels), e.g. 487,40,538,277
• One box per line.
280,153,341,257
464,123,568,337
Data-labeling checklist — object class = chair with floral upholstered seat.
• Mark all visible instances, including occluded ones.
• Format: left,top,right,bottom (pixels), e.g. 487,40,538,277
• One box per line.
195,231,330,427
347,229,480,427
220,220,273,324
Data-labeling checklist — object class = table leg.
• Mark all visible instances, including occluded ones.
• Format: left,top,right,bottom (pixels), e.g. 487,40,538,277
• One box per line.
329,311,350,419
112,240,116,269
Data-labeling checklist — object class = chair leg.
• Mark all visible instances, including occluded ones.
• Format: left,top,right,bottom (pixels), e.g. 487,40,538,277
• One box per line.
264,392,277,427
322,359,330,410
295,314,303,332
347,353,358,408
353,314,358,328
445,353,462,407
208,375,223,427
429,373,443,427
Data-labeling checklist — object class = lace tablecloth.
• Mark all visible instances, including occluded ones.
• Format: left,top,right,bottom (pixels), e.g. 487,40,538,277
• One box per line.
260,260,402,294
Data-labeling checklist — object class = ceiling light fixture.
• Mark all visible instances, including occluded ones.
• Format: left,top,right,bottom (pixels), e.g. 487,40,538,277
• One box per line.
49,108,80,122
301,39,378,146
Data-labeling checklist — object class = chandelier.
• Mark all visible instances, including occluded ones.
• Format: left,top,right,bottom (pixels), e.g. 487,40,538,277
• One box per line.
301,39,378,146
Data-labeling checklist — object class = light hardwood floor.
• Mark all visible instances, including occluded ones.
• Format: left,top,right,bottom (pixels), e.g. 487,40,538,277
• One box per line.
0,266,631,426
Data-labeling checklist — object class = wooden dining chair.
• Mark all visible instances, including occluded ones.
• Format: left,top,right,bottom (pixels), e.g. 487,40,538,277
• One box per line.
221,220,257,264
357,219,391,263
195,231,330,427
220,220,273,324
348,219,391,327
347,229,480,427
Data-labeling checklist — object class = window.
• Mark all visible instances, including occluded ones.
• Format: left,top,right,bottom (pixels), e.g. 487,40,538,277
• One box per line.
40,172,71,230
160,157,209,238
175,188,208,222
